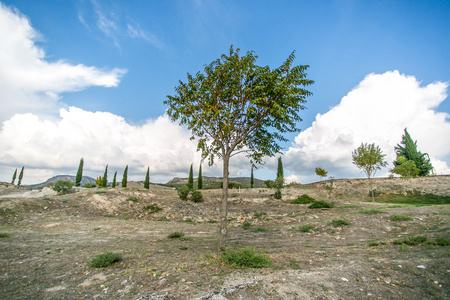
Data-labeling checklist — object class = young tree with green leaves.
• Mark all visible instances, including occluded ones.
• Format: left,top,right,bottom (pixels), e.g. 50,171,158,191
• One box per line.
165,46,313,247
315,167,327,180
392,156,420,193
101,165,108,187
144,167,150,189
188,164,194,190
198,164,203,190
394,128,433,176
122,165,128,188
112,171,117,188
75,158,84,187
17,167,24,187
11,169,17,185
250,166,254,188
352,143,387,202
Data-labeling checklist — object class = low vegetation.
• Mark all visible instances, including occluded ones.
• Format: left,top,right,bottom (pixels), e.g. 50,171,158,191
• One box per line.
143,204,162,213
221,247,272,269
308,200,333,209
376,193,450,205
390,214,413,221
297,225,315,232
291,194,314,204
168,232,184,239
88,252,122,268
330,219,351,227
48,180,74,195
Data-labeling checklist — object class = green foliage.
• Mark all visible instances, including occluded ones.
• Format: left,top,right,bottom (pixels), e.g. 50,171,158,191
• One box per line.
297,225,315,232
242,222,252,230
308,200,333,209
18,167,24,187
400,243,410,252
376,193,450,205
75,158,84,187
253,211,267,218
102,165,108,187
95,176,102,186
253,227,268,233
330,219,351,227
168,232,184,239
435,236,450,246
358,209,385,214
88,252,122,268
112,171,117,188
274,188,282,200
0,233,11,238
390,214,412,221
394,128,433,176
392,159,420,179
291,194,315,204
188,164,194,190
127,196,139,203
83,183,96,188
157,217,170,222
315,167,327,179
368,241,386,247
274,157,284,199
264,180,275,188
178,185,190,200
198,164,203,189
393,236,427,245
11,169,17,185
144,204,162,213
48,180,74,195
276,157,284,184
144,167,150,189
221,247,272,269
191,190,203,203
122,165,128,188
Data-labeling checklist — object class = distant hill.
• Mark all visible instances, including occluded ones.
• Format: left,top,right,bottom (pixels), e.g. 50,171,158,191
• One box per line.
27,175,96,188
166,176,265,187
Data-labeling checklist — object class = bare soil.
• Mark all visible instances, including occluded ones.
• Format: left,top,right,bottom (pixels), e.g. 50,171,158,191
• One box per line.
0,177,449,300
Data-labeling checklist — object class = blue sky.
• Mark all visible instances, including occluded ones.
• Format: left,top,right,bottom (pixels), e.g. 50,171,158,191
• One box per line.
0,0,449,184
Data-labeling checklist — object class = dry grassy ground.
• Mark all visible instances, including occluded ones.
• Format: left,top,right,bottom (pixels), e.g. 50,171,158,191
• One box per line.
0,177,449,299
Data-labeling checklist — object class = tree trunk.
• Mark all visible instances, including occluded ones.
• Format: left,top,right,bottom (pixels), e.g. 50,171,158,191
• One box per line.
369,176,375,202
218,155,230,250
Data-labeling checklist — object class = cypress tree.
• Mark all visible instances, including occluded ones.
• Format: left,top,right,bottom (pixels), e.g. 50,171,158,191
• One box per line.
102,165,108,187
144,167,150,189
75,158,84,186
11,169,17,185
122,165,128,187
198,164,203,190
250,166,254,188
18,167,24,187
276,157,284,182
275,157,284,199
112,171,117,188
188,163,194,190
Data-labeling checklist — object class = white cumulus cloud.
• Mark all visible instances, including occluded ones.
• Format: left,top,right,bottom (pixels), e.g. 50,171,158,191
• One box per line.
0,2,126,123
284,71,450,183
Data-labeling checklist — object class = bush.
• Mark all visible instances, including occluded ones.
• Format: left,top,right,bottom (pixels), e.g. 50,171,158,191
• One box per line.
308,200,333,209
48,180,74,195
390,215,413,221
83,183,96,188
178,185,190,201
330,219,351,227
297,225,315,232
0,233,11,238
127,196,140,203
291,194,315,204
191,191,203,203
222,247,272,269
274,189,282,199
242,222,252,230
393,236,427,245
168,232,184,239
435,236,450,246
358,209,385,214
144,204,162,213
88,252,122,268
253,227,268,233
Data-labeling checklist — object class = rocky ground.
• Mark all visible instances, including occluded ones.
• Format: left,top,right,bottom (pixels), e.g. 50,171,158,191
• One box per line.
0,176,449,299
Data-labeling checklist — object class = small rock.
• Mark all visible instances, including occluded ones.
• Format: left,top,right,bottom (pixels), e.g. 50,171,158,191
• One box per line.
417,265,426,269
341,277,348,282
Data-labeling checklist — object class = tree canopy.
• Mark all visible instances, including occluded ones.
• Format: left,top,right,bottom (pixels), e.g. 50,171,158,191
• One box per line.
165,46,313,247
394,128,433,176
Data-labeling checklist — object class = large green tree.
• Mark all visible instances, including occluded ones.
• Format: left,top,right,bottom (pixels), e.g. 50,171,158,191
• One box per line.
392,156,420,193
315,166,328,180
144,167,150,189
274,156,284,199
352,143,387,202
18,167,24,187
122,165,128,188
198,164,203,190
188,164,194,190
394,128,433,176
11,169,17,185
101,165,108,188
75,158,84,187
112,171,117,188
165,46,313,247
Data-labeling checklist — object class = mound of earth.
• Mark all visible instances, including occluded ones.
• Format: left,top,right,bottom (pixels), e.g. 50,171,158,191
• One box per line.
0,176,448,299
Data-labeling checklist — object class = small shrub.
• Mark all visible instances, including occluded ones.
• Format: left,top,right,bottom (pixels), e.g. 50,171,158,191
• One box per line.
297,225,315,232
127,196,140,203
435,236,450,246
291,194,314,204
157,217,170,222
359,209,385,214
390,215,413,221
183,218,196,225
178,185,190,201
179,246,188,250
88,252,122,268
83,183,96,188
400,243,410,252
222,247,272,269
242,222,252,230
274,189,282,199
330,219,351,227
253,227,268,233
393,236,427,245
168,232,184,239
308,200,333,209
253,211,267,218
48,180,74,195
0,233,11,238
144,204,162,213
191,191,203,203
368,241,386,247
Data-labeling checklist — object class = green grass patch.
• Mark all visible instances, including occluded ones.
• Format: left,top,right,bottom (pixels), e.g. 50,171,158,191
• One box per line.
222,247,272,269
157,217,170,222
242,222,252,230
359,209,385,214
253,211,267,218
435,236,450,246
253,227,268,233
400,243,410,252
330,219,351,227
297,225,315,232
338,205,361,209
376,193,450,205
0,233,11,238
207,220,218,224
368,241,386,247
182,218,196,225
143,204,162,213
168,232,184,239
88,252,122,268
390,214,413,221
95,190,107,194
393,235,427,245
291,194,315,204
127,196,139,203
308,200,333,209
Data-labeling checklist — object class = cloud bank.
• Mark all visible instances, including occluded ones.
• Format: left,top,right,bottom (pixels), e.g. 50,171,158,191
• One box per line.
284,71,450,183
